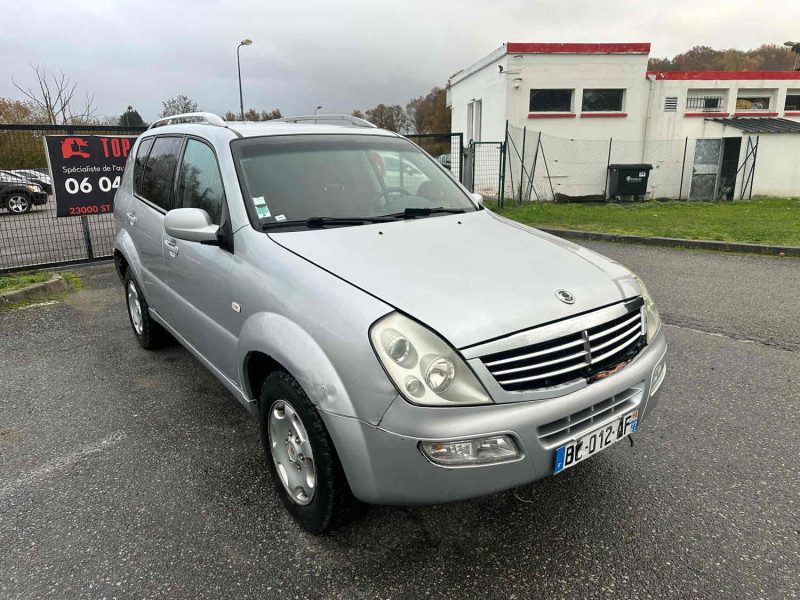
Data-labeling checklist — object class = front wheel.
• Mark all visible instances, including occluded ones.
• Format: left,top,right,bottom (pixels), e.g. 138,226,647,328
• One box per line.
259,371,355,534
6,194,32,214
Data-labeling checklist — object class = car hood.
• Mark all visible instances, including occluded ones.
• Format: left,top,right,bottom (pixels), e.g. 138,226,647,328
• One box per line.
270,210,640,348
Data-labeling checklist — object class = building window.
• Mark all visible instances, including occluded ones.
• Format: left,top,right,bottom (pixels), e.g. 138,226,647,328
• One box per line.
686,96,724,112
529,89,572,112
664,97,678,111
473,99,482,142
466,102,474,141
736,96,771,111
581,89,624,112
785,94,800,111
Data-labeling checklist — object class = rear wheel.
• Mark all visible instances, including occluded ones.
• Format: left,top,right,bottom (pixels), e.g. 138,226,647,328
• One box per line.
259,371,356,534
124,272,166,349
6,194,32,214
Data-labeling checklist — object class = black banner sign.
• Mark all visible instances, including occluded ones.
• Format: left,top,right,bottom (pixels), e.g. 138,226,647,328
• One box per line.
44,135,137,217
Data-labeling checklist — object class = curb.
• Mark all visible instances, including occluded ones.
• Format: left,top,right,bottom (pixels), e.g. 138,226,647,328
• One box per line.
538,228,800,257
0,274,68,307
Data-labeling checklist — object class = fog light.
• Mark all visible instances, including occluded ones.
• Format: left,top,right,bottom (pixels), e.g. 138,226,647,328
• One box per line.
651,357,666,396
419,435,520,466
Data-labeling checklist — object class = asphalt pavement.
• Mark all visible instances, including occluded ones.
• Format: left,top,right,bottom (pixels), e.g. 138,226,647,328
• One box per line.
0,242,798,599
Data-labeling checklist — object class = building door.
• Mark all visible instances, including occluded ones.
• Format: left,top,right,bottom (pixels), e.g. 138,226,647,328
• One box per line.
689,138,723,200
718,137,742,200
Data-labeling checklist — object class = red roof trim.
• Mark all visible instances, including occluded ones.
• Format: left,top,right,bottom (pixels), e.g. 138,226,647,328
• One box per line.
508,42,650,55
527,112,576,119
734,111,779,117
648,70,800,81
784,111,800,116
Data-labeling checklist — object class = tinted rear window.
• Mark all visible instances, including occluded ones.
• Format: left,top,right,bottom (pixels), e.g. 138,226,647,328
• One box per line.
139,136,182,211
133,137,154,196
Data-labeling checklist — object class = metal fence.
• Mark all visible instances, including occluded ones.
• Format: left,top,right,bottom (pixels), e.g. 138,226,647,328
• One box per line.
0,124,146,273
483,124,760,206
406,132,464,183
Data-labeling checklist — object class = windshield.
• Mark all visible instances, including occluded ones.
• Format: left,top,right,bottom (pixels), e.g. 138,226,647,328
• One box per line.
231,134,475,227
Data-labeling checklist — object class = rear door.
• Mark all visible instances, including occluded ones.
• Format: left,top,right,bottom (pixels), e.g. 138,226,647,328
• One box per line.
160,137,240,381
127,135,183,312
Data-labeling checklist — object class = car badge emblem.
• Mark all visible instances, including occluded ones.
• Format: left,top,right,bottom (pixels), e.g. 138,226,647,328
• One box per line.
555,289,575,304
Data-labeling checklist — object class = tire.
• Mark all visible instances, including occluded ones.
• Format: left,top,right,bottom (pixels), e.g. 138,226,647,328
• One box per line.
259,371,356,534
5,194,32,214
124,271,166,350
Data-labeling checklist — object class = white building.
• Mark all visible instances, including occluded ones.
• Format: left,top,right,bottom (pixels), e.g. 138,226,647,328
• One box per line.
447,43,800,199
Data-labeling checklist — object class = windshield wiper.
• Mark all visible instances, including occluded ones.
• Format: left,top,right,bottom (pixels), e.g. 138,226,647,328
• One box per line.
262,216,392,231
385,207,467,219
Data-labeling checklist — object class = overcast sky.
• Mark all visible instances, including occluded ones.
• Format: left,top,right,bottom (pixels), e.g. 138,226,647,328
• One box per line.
2,0,798,121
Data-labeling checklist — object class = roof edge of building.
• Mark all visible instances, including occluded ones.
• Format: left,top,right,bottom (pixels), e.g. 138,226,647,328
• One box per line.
507,42,650,54
448,44,508,87
648,70,800,81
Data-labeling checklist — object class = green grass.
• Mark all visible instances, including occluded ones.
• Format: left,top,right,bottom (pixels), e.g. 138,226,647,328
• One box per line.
491,197,800,247
0,271,51,292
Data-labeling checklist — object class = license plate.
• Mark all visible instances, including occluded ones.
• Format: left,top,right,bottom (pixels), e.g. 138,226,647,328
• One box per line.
553,409,638,474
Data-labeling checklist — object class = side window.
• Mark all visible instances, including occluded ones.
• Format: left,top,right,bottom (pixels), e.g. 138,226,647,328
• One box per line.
133,137,154,196
139,136,182,211
175,139,225,224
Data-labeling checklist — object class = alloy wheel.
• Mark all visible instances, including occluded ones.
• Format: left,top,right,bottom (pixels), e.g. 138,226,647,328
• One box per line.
268,399,317,505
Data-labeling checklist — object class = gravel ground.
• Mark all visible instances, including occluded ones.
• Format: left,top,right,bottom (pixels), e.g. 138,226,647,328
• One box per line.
0,243,798,600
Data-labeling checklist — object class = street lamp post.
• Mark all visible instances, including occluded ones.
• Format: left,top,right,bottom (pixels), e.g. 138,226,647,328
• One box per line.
237,39,253,120
315,105,323,115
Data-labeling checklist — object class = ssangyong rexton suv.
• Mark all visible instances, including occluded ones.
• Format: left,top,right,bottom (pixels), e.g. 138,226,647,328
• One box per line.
113,112,667,533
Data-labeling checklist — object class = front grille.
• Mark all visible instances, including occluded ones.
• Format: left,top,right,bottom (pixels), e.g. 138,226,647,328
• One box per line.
537,385,642,449
480,303,645,392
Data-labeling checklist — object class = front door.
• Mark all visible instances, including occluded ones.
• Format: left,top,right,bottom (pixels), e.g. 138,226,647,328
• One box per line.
689,138,723,200
160,138,241,382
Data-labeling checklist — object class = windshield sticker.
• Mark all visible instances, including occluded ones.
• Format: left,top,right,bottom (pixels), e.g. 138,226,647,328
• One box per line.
275,214,287,222
253,196,271,219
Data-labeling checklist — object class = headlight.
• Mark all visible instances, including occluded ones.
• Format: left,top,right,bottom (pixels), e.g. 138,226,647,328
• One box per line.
370,312,492,406
25,184,42,193
633,275,661,343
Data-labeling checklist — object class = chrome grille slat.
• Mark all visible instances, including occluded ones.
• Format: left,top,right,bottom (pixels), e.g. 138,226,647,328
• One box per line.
482,337,585,368
491,350,587,376
591,330,641,365
589,322,642,354
496,360,588,385
588,313,640,341
480,302,646,392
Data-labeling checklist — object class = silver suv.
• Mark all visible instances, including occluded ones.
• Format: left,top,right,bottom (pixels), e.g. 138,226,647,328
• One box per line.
114,112,667,533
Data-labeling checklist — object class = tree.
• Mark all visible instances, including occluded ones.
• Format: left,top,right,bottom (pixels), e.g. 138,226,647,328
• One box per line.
364,103,408,133
405,87,450,134
648,44,794,72
224,108,282,121
351,109,365,119
11,65,96,125
0,98,41,124
118,106,147,128
159,95,199,117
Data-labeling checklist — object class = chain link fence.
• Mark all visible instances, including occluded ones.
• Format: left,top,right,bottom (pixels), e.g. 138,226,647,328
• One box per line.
406,133,463,183
1,124,146,273
492,125,757,206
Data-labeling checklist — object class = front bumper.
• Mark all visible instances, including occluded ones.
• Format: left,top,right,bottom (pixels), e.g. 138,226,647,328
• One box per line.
323,329,667,505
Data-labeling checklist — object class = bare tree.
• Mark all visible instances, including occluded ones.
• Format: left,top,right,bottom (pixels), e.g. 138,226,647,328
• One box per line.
11,65,96,125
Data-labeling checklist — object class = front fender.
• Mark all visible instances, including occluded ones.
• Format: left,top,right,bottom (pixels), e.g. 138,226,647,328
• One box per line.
239,312,395,423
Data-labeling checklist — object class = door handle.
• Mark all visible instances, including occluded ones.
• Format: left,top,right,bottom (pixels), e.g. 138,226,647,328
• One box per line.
126,211,137,226
164,238,179,257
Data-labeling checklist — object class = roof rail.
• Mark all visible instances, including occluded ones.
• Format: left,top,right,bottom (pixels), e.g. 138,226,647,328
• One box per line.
274,114,377,128
148,112,227,130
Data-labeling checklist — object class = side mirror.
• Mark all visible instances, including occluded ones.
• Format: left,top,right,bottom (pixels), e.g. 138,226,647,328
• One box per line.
164,208,219,243
471,193,484,206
